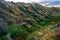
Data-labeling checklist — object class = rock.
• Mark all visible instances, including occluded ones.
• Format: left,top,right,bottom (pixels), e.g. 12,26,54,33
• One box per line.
0,18,7,32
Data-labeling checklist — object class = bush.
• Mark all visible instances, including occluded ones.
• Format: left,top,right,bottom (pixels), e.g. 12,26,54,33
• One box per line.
7,23,28,40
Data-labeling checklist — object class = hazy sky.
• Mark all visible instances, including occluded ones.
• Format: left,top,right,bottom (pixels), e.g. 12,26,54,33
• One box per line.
5,0,60,3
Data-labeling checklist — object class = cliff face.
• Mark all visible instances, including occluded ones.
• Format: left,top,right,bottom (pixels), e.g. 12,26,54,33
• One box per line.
0,0,60,40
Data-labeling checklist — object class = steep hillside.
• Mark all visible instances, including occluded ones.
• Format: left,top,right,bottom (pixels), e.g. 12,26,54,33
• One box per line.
0,0,60,40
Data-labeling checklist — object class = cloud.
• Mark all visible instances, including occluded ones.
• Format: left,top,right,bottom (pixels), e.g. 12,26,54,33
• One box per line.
5,0,43,3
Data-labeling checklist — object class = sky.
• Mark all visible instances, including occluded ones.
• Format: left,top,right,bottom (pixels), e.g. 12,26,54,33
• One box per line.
5,0,60,3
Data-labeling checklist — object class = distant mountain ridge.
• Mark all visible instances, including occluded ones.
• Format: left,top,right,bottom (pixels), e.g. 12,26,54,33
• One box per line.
38,1,60,7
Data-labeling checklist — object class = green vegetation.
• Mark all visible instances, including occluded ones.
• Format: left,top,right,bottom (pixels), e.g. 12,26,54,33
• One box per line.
9,9,14,13
0,1,60,40
7,23,28,40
